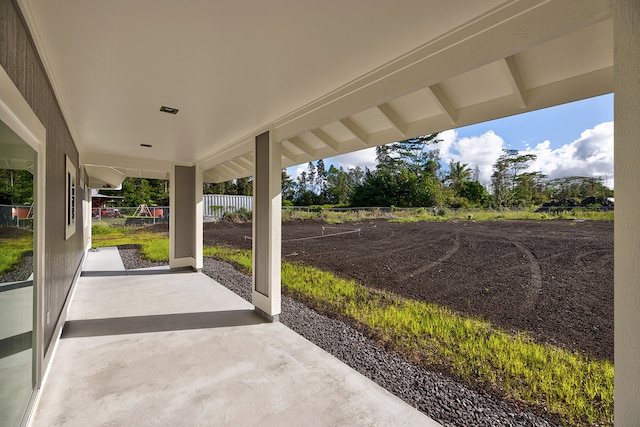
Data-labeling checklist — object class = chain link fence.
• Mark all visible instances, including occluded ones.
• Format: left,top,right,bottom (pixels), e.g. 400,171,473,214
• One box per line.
92,206,169,226
0,204,34,228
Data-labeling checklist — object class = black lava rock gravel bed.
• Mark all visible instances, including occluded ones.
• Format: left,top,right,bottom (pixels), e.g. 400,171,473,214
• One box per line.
119,248,558,427
0,252,33,283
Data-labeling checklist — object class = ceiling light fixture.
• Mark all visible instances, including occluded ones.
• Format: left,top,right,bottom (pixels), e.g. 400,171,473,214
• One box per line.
160,106,179,114
140,143,153,148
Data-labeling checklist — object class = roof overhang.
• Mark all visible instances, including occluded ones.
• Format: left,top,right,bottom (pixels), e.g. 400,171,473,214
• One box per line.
18,0,613,185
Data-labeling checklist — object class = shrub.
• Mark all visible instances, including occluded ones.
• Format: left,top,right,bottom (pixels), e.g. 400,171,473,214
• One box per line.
223,208,252,223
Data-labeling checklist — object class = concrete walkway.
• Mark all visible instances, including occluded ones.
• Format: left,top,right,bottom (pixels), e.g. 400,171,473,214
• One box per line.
31,247,439,426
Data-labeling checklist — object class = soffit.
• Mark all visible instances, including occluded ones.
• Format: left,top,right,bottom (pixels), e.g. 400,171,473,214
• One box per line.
17,0,612,185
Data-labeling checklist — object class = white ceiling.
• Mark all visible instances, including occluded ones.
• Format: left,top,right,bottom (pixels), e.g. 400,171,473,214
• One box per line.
0,120,35,173
18,0,613,187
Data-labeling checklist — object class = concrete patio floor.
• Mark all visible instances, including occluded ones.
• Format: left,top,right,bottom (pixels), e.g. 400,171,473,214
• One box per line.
30,247,439,426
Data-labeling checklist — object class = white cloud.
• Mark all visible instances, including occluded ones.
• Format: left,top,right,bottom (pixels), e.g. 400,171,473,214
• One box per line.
438,122,613,188
524,121,614,187
286,148,377,181
436,129,506,185
325,148,377,171
287,164,307,181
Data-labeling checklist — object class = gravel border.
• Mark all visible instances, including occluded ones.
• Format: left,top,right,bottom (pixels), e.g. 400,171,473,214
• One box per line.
118,247,558,427
0,252,33,283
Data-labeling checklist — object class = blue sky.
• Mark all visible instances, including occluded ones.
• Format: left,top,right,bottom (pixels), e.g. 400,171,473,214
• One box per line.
288,93,614,188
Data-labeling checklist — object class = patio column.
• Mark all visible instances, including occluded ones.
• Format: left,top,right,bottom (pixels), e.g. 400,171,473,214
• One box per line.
252,131,281,321
169,165,203,270
614,0,640,424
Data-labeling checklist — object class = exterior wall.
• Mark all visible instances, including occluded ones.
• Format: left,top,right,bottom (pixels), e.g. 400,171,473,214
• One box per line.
0,0,86,353
203,194,252,219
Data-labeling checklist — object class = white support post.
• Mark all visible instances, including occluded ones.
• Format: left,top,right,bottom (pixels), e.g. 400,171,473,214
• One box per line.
252,131,282,321
169,165,203,270
614,0,640,425
194,167,203,270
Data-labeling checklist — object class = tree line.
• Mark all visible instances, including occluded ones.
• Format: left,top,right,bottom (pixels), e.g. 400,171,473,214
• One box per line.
96,132,612,209
284,134,611,208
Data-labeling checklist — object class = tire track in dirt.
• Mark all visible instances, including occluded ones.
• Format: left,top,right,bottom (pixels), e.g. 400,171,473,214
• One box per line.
575,249,611,270
465,227,542,314
407,232,460,277
510,240,543,314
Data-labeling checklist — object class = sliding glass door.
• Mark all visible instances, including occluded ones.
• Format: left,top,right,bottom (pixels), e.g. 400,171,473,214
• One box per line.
0,119,36,425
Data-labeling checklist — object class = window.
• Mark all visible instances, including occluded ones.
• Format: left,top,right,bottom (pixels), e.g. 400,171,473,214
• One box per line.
65,155,76,239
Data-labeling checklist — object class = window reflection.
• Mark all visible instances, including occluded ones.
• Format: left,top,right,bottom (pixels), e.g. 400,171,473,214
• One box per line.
0,119,35,426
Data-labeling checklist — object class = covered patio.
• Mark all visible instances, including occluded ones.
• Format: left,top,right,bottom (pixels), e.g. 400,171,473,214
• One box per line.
31,247,437,426
1,0,638,424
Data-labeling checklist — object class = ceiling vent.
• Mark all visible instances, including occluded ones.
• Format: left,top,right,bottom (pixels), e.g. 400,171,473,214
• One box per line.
159,106,179,114
140,143,152,148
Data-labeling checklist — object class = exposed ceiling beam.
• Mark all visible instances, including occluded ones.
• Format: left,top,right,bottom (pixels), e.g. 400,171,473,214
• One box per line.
216,163,242,178
503,56,528,109
339,118,369,146
235,156,254,171
427,84,457,125
310,128,340,153
203,168,227,183
377,103,407,137
197,138,254,173
289,136,317,157
223,161,249,176
279,143,300,164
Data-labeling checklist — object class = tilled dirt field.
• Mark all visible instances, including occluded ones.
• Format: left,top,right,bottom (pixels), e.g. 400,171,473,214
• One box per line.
203,219,613,361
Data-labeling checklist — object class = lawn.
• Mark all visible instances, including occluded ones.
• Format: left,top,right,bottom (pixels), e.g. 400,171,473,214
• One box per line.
0,233,33,275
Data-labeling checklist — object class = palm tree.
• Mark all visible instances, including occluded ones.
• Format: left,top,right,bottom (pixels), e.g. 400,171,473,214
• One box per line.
446,161,472,193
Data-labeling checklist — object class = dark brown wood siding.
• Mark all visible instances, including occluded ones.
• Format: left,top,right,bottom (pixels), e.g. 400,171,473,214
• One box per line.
1,0,86,352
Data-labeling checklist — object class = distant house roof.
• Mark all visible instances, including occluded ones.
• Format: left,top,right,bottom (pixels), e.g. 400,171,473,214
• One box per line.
91,192,124,208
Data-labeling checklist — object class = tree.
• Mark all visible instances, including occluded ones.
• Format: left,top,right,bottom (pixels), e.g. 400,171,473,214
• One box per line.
325,165,351,205
445,161,472,193
375,133,441,174
547,176,613,200
235,177,253,196
306,162,317,192
352,133,443,207
204,182,225,194
348,166,365,186
315,159,328,199
281,170,295,203
491,149,537,207
293,171,315,205
459,181,491,206
0,169,33,204
514,171,548,206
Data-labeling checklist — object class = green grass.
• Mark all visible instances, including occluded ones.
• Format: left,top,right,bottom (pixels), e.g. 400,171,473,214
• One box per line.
91,224,169,261
390,208,614,223
0,233,33,275
282,207,614,224
206,246,613,426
